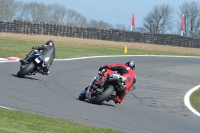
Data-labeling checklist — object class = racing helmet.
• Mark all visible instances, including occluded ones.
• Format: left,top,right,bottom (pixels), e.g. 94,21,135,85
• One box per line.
46,40,54,46
125,60,135,70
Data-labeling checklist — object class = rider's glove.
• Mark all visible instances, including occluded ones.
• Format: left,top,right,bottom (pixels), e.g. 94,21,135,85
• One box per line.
98,66,110,71
98,68,107,76
98,67,103,71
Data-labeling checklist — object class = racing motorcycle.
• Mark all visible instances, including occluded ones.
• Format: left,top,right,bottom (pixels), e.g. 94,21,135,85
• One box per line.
17,51,49,78
79,68,127,105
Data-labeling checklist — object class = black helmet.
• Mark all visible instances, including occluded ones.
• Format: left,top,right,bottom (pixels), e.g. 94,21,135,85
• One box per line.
125,60,135,70
46,40,54,46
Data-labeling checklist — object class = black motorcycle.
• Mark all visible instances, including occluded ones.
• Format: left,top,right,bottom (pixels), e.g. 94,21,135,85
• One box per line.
17,53,49,78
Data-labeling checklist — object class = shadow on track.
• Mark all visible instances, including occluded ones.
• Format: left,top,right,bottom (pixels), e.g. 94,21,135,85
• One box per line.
76,98,115,107
11,74,42,81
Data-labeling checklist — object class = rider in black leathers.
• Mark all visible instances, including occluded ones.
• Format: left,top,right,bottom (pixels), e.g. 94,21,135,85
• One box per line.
20,40,56,75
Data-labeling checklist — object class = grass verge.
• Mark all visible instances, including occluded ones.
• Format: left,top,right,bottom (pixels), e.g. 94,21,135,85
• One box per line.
1,38,200,58
190,88,200,113
0,108,122,133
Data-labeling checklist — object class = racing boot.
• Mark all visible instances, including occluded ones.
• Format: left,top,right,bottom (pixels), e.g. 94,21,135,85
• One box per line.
112,95,122,104
106,95,121,104
38,68,49,76
106,90,121,103
19,54,30,65
38,69,48,75
43,67,49,75
106,95,116,102
19,60,25,66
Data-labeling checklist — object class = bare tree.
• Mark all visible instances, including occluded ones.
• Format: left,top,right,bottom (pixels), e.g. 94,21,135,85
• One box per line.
75,13,88,28
88,20,113,29
88,19,98,28
0,0,115,30
98,20,113,29
197,30,200,38
67,12,88,28
115,24,128,31
143,4,174,34
0,0,21,21
46,3,67,25
178,1,200,37
24,1,47,23
135,27,146,33
14,2,26,21
66,9,87,27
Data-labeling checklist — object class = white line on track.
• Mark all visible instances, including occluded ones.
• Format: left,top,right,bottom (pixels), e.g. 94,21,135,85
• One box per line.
0,106,12,110
0,55,200,116
184,85,200,117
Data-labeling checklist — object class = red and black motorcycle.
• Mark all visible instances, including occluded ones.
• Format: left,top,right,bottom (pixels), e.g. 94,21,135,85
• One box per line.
78,68,132,104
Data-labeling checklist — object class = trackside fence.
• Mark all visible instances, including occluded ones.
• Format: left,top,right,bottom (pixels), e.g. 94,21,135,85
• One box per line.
0,20,200,48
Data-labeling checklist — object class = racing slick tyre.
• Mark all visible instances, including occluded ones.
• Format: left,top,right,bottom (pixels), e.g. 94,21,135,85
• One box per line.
79,89,87,101
17,62,35,78
91,85,114,105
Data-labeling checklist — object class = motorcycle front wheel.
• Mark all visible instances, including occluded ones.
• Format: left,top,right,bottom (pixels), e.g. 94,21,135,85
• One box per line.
79,89,87,101
91,85,114,105
17,62,35,78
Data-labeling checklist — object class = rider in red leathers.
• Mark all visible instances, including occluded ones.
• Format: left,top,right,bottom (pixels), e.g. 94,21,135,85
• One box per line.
88,60,136,104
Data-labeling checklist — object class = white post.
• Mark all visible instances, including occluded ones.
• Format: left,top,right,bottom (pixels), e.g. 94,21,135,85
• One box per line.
181,30,183,36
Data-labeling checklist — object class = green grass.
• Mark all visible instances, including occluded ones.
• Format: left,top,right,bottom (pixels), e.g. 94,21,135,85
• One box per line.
0,37,200,133
190,88,200,113
0,108,122,133
1,38,200,58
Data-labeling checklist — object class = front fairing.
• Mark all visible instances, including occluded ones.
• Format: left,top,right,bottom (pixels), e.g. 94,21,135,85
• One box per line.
30,54,44,66
30,54,44,60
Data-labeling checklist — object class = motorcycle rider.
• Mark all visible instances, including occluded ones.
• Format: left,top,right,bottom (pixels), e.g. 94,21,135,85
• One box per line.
19,40,55,75
86,60,136,104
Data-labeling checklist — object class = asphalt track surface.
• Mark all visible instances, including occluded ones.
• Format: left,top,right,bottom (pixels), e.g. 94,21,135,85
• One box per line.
0,55,200,133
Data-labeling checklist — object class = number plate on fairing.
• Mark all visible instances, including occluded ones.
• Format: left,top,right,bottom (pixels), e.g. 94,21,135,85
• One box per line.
35,58,40,64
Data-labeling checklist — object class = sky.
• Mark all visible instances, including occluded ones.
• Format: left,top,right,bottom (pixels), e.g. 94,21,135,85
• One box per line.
19,0,187,28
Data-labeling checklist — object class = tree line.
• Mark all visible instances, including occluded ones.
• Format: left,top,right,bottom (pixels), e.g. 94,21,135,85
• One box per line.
0,0,200,38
